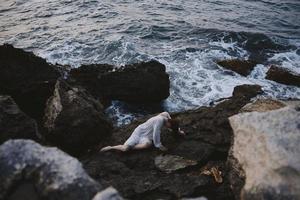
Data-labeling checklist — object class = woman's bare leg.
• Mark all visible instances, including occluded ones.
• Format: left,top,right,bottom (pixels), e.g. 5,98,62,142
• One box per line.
132,143,152,150
100,145,129,152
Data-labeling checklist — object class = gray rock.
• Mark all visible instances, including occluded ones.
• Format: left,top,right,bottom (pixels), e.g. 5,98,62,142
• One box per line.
92,187,123,200
0,139,101,200
0,95,39,144
43,80,112,155
155,154,198,173
229,103,300,200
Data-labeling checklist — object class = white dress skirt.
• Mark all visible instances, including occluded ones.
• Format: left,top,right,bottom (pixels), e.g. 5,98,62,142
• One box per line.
124,112,171,148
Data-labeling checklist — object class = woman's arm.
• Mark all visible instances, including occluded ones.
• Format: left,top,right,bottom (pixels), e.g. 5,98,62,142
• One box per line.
153,119,167,151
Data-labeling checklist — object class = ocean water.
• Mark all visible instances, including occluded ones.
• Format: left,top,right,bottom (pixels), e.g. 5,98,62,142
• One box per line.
1,0,300,125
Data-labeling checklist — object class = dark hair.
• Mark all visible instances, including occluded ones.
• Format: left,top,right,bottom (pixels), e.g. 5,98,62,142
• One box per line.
168,119,179,133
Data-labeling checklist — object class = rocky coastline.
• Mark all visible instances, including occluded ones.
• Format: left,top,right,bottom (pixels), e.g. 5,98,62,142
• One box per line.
0,44,299,200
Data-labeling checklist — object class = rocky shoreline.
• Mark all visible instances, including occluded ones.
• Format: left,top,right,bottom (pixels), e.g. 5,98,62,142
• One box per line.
0,44,299,200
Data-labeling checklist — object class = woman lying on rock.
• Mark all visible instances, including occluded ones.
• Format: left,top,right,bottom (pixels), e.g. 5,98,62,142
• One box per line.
100,112,185,152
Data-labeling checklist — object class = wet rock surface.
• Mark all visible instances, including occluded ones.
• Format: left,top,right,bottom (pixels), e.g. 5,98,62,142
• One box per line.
69,60,170,104
229,102,300,199
43,80,113,155
82,84,262,200
0,139,102,200
266,65,300,87
217,59,257,76
0,44,61,120
0,95,39,144
155,154,198,173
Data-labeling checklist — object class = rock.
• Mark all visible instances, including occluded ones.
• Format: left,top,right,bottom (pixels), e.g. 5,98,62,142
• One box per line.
69,60,170,103
154,154,197,173
0,139,101,200
0,95,39,144
92,187,123,200
0,44,61,120
228,103,300,199
82,84,262,200
240,99,286,113
232,84,262,99
43,80,112,155
222,32,294,63
217,59,257,76
266,65,300,87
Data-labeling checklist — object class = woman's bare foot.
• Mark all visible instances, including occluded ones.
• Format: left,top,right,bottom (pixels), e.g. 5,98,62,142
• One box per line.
100,146,112,152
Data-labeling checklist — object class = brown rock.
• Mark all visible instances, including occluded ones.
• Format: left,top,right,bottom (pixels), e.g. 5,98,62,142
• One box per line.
240,99,286,113
217,59,257,76
266,65,300,87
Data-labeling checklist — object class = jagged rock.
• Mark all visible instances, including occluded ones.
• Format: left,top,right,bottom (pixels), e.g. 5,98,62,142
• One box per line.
0,44,61,120
266,65,300,87
222,32,294,63
92,187,123,200
240,99,286,113
69,60,170,104
154,154,197,173
0,139,102,200
43,80,112,155
232,84,262,99
0,95,39,144
217,59,257,76
228,103,300,199
82,84,262,200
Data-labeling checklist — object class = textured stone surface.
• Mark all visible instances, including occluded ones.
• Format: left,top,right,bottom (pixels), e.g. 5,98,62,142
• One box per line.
82,84,262,200
266,65,300,87
0,44,61,120
0,139,101,200
229,103,300,199
0,95,39,144
154,154,197,173
43,80,112,155
69,60,170,104
217,59,257,76
240,99,286,113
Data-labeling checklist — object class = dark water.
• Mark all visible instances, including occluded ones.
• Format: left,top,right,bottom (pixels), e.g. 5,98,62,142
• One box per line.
1,0,300,125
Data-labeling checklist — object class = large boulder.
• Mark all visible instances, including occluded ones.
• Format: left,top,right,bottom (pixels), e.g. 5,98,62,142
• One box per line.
0,95,39,144
217,59,257,76
82,84,262,200
69,60,170,104
266,65,300,87
0,44,61,120
228,102,300,199
0,139,111,200
43,80,112,155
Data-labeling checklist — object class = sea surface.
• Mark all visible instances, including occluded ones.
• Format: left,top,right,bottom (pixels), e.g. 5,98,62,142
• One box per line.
1,0,300,125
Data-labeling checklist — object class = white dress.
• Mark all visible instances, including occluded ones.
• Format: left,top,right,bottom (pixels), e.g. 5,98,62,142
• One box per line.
124,112,171,148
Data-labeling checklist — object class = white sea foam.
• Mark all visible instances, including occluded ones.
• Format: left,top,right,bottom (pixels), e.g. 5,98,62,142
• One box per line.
268,49,300,73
